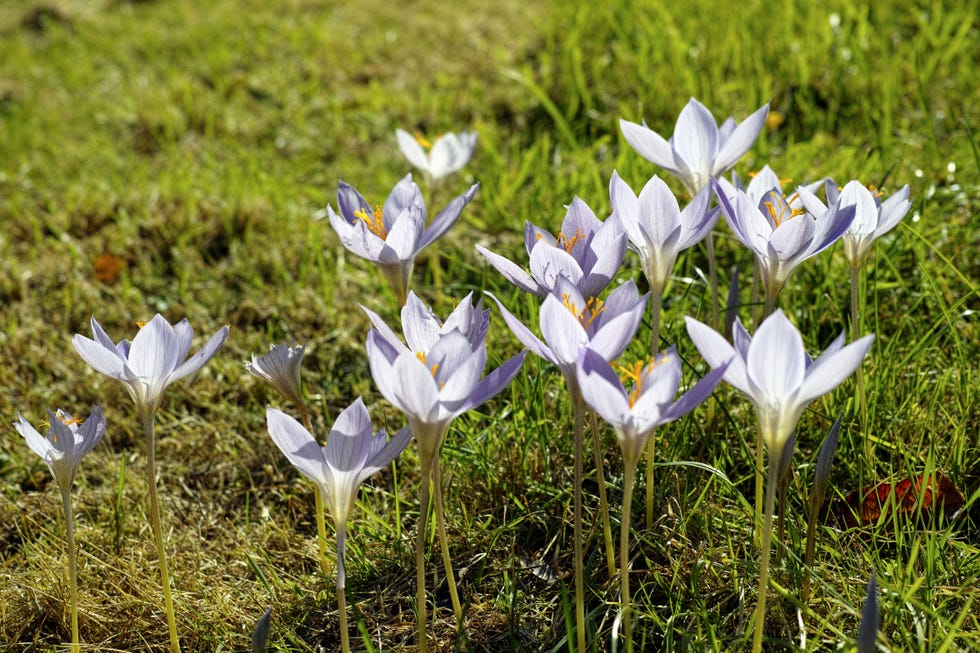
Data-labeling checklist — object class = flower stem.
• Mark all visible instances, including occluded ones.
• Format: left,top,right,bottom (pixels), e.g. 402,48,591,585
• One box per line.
645,287,663,530
705,231,720,330
850,264,869,463
299,411,334,581
801,487,821,604
620,459,638,653
416,457,433,653
432,460,463,624
572,394,587,653
752,455,779,653
590,411,616,579
336,521,351,653
142,412,180,653
60,486,80,653
753,430,764,545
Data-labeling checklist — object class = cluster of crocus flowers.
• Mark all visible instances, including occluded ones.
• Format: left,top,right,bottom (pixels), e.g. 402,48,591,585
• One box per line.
327,173,479,305
15,406,106,652
396,128,478,181
476,196,627,299
73,314,228,653
364,291,525,652
685,310,874,653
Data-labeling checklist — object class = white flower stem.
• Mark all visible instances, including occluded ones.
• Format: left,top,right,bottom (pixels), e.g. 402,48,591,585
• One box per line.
416,456,433,653
142,411,180,653
432,460,463,623
706,232,720,329
752,454,779,653
300,412,334,582
620,458,638,653
642,280,664,530
571,394,587,653
336,521,351,653
850,263,869,462
590,411,616,579
60,486,80,652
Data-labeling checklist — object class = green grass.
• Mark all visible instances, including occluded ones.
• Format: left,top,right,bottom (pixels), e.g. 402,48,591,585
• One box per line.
1,0,978,650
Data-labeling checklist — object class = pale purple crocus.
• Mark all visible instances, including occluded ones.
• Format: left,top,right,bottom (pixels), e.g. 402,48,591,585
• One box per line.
266,400,411,653
476,196,626,299
396,129,478,181
247,343,306,409
327,174,479,305
818,180,912,267
73,314,226,653
714,180,856,316
488,278,647,392
16,407,106,491
72,314,229,418
362,290,489,358
489,278,646,651
620,97,770,197
365,291,524,650
16,406,106,651
686,310,874,459
576,347,727,649
685,309,874,653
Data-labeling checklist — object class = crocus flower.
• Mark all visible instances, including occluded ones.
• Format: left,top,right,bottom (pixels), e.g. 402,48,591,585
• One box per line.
488,278,647,391
73,314,226,653
72,314,229,417
610,171,719,295
266,399,411,653
476,196,626,299
686,310,873,457
686,310,873,653
365,292,524,466
266,400,411,586
246,342,306,408
818,179,912,267
16,405,106,651
714,180,856,314
575,347,727,649
362,291,489,357
15,406,106,496
620,97,770,196
576,348,727,468
327,174,479,305
365,292,524,651
396,128,478,180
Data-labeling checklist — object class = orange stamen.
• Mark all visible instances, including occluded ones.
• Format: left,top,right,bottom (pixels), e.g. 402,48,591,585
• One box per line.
354,205,387,239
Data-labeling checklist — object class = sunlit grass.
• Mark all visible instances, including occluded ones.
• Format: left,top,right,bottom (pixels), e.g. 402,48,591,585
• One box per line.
1,0,977,650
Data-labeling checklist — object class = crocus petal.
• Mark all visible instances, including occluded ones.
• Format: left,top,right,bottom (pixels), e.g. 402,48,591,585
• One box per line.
391,354,441,423
358,425,413,484
72,334,129,379
400,292,442,352
361,305,411,357
619,118,676,170
660,360,730,423
712,102,769,175
383,174,424,227
168,326,229,385
540,293,588,367
475,245,543,296
396,129,432,172
672,98,720,188
328,206,383,260
685,316,751,395
266,407,328,485
325,398,373,472
529,243,585,291
576,348,631,426
462,351,526,412
746,310,806,402
418,183,479,251
797,335,875,406
486,292,559,366
378,206,424,264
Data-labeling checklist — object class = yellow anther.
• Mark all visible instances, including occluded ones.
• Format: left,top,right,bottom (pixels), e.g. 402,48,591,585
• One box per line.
867,184,884,199
414,132,433,149
763,198,804,227
556,230,585,253
136,320,147,328
561,294,605,328
617,354,671,407
353,205,387,239
415,351,440,379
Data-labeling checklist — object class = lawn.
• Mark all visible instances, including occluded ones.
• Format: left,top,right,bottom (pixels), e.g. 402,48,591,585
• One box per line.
0,0,978,651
